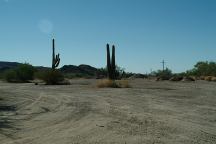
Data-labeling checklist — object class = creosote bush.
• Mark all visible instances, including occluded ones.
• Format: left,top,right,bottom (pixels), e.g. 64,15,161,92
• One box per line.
97,79,130,88
37,69,64,85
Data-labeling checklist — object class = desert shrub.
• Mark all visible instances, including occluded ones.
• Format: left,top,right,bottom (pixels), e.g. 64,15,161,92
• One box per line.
4,69,18,82
97,68,108,77
182,76,195,82
204,76,212,81
38,69,64,85
4,63,35,82
115,66,126,79
203,76,216,82
15,64,35,82
97,79,119,88
152,68,173,80
200,76,205,80
97,79,130,88
211,77,216,82
122,72,134,78
34,70,44,80
169,75,183,81
116,80,130,88
0,72,5,79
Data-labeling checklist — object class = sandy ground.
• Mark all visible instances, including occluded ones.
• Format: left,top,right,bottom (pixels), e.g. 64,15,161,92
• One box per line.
0,79,216,144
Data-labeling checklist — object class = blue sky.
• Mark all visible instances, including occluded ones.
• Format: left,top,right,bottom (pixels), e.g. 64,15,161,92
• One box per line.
0,0,215,73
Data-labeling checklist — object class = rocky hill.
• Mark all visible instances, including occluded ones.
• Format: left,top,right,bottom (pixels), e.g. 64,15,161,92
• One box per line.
60,64,98,76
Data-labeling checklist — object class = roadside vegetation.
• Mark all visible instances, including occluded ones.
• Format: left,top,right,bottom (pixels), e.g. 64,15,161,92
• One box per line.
179,61,216,82
148,61,216,82
184,61,216,76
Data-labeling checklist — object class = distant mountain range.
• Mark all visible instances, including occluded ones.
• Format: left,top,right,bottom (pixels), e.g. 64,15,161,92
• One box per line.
0,61,99,76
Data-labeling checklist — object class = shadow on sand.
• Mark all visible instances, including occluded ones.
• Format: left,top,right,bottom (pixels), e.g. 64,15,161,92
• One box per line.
0,98,18,139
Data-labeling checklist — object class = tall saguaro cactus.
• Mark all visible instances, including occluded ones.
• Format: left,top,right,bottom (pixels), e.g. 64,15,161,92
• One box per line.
107,44,112,79
52,39,60,70
106,44,116,80
111,45,116,78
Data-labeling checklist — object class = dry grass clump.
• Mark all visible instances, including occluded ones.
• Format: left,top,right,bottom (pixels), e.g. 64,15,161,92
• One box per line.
97,79,119,88
211,77,216,82
97,79,130,88
201,76,216,82
204,76,213,81
116,80,130,88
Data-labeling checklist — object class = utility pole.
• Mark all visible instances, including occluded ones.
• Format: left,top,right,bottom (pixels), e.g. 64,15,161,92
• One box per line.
161,60,166,72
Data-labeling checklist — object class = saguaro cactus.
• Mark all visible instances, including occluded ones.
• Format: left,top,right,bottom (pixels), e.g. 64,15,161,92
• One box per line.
107,44,112,79
106,44,116,80
111,45,116,79
52,39,60,70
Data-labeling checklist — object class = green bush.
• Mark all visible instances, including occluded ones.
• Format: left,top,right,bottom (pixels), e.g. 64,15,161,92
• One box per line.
152,68,173,80
38,69,64,85
0,72,4,80
16,64,35,81
186,61,216,76
4,63,35,82
4,69,18,82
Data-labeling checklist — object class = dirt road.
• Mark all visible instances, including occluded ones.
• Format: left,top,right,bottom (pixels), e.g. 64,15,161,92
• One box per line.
0,79,216,144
